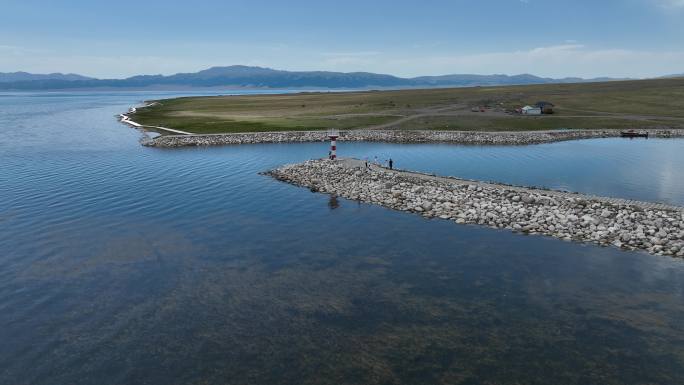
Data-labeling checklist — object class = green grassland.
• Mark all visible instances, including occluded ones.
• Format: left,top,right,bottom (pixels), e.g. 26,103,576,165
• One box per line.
130,78,684,134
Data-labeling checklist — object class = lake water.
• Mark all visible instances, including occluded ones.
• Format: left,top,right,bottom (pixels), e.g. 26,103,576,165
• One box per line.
1,91,684,385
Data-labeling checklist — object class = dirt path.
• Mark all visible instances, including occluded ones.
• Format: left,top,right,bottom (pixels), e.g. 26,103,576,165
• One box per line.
364,103,471,130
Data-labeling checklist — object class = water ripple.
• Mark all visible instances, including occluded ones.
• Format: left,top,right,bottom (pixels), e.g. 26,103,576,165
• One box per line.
2,91,684,385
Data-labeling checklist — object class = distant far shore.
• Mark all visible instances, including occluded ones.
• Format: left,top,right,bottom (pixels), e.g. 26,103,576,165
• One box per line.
121,78,684,145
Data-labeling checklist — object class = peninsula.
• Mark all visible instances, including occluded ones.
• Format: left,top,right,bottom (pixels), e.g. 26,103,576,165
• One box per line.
125,77,684,147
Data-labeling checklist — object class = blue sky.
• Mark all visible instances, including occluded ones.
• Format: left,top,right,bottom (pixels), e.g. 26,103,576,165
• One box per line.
1,0,683,78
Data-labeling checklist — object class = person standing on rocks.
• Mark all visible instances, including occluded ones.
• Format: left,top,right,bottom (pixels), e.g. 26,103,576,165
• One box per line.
389,158,394,170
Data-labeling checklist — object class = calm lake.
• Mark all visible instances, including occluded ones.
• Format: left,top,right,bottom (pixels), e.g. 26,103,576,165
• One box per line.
1,91,684,385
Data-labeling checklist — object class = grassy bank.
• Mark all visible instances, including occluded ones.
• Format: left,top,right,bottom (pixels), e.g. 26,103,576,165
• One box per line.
130,78,684,134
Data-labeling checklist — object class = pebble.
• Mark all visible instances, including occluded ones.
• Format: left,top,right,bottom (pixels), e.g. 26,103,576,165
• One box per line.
267,159,684,258
146,129,684,147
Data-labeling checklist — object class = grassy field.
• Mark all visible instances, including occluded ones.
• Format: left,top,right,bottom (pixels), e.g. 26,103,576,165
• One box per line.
130,78,684,134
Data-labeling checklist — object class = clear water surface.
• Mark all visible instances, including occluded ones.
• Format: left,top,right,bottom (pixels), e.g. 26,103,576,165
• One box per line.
1,91,683,385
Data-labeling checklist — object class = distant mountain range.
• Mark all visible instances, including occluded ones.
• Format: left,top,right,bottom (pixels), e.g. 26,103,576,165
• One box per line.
0,65,633,90
0,71,94,83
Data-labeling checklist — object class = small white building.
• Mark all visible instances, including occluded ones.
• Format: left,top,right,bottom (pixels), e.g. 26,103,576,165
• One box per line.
521,105,542,115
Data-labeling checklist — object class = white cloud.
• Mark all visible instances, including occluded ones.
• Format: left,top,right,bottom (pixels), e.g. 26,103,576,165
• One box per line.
0,44,49,55
0,52,208,78
322,51,381,57
321,44,684,79
319,51,382,69
653,0,684,8
1,42,683,80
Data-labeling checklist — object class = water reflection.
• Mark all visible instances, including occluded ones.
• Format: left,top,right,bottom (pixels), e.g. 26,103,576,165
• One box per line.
328,194,341,210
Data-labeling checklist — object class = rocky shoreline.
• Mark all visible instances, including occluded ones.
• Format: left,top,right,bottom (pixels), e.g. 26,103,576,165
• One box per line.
266,159,684,257
146,128,684,147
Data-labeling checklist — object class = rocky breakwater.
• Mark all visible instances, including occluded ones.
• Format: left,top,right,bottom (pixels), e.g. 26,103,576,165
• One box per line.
147,128,684,147
267,159,684,257
147,131,329,147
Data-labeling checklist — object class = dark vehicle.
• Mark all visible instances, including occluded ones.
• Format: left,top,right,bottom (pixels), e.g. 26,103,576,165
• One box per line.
621,130,649,138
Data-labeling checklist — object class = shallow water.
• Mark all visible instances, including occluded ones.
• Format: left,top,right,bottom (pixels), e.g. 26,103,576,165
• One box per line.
1,92,684,385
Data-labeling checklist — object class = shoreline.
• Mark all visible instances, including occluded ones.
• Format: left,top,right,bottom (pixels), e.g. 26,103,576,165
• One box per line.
119,106,194,136
142,128,684,147
266,158,684,258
